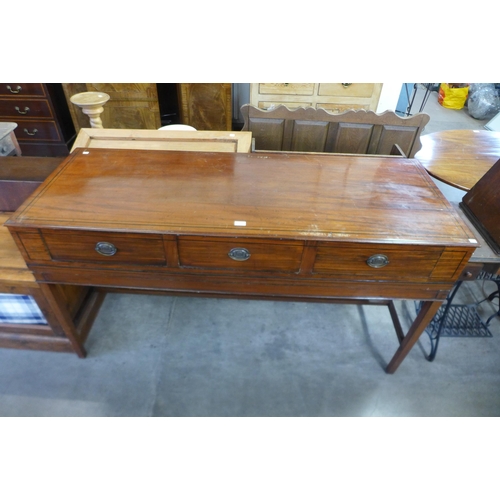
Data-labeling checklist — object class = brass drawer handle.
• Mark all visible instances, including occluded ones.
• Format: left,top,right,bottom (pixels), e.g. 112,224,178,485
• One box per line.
341,83,352,88
23,128,38,136
367,254,389,268
6,85,22,94
228,247,251,261
15,106,30,115
95,241,117,256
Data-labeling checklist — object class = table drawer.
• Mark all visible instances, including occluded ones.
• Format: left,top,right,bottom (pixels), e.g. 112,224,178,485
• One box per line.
0,83,46,97
14,120,61,142
313,243,444,280
41,230,167,266
178,236,304,272
0,98,53,119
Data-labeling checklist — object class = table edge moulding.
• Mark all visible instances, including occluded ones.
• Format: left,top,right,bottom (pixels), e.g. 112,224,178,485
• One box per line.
5,148,478,373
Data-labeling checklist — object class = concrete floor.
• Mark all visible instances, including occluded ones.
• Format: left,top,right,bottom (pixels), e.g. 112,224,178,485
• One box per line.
1,87,499,417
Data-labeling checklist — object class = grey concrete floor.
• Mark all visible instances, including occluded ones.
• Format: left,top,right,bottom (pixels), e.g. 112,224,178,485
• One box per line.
1,87,499,417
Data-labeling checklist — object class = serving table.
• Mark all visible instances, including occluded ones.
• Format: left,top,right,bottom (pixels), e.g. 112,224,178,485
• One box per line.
5,149,478,373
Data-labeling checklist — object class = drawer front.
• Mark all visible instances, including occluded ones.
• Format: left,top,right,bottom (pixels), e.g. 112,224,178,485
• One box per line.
41,230,167,266
0,83,46,97
318,83,375,97
259,83,314,96
313,243,443,280
258,100,313,110
318,103,369,113
14,120,61,142
178,236,304,272
0,98,53,119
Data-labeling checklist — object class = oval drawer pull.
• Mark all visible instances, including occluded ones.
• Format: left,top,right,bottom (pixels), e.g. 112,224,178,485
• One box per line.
366,254,389,268
95,241,117,256
341,83,352,88
6,85,22,94
15,106,30,115
23,128,38,136
228,247,251,261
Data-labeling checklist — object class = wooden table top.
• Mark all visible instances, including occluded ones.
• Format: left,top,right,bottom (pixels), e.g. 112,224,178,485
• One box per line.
415,129,500,191
8,148,476,248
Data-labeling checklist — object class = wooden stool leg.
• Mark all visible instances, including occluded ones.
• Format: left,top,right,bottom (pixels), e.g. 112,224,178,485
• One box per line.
37,283,87,358
10,131,22,156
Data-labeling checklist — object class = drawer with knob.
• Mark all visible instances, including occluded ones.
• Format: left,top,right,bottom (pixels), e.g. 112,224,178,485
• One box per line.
38,230,167,267
318,83,378,98
258,83,315,96
178,236,304,272
312,242,458,281
13,120,62,142
0,83,46,97
0,98,54,119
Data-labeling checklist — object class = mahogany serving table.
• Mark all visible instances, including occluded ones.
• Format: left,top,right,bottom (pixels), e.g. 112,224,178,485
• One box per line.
5,149,478,373
415,129,500,191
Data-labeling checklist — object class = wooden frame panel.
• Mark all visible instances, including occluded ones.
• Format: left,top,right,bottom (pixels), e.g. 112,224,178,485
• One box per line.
241,105,430,157
71,128,252,154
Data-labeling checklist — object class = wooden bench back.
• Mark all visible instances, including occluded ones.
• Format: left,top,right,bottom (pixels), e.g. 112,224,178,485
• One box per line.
241,105,430,158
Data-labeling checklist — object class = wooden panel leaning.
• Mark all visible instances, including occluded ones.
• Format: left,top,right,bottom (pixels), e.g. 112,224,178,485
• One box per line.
70,128,252,154
240,104,430,158
0,156,105,355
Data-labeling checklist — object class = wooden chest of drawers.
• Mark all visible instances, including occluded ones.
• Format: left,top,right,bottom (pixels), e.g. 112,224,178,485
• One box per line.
5,149,478,372
250,83,383,112
0,83,76,156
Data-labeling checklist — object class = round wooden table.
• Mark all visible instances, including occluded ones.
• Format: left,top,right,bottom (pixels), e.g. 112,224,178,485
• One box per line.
415,129,500,191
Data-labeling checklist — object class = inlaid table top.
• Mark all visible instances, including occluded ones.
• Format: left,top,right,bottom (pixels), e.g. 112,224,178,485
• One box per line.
415,129,500,191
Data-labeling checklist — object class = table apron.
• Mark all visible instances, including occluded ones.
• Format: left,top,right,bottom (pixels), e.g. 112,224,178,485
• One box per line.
32,265,451,301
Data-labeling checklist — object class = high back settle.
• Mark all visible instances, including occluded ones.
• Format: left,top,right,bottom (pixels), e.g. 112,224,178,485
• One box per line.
240,104,430,158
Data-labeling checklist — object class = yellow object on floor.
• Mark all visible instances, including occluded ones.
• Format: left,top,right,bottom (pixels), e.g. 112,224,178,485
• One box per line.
438,83,469,110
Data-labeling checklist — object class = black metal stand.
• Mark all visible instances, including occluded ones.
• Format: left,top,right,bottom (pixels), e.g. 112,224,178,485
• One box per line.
401,83,436,117
416,272,500,361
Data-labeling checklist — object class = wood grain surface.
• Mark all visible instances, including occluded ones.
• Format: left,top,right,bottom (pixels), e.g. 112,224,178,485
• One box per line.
415,129,500,190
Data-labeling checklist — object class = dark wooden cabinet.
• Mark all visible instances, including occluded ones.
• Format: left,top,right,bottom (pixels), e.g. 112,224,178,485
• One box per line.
461,158,500,254
0,83,76,156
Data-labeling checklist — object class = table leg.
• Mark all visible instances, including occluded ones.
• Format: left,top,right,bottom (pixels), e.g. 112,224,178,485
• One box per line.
385,300,442,374
38,283,87,358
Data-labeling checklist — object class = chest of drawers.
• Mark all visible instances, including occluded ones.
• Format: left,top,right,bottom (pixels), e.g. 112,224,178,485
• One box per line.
250,83,383,112
5,149,478,372
0,83,76,156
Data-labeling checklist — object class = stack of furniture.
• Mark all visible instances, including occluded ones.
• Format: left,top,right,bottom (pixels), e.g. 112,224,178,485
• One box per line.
0,83,76,156
249,83,383,113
